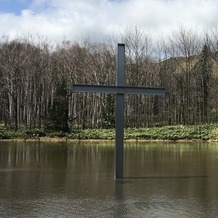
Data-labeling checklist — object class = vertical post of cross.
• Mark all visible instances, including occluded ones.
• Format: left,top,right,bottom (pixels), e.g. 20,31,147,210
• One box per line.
115,43,125,179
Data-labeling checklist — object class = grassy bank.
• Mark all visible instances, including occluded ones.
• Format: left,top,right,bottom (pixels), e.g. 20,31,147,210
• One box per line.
1,124,218,141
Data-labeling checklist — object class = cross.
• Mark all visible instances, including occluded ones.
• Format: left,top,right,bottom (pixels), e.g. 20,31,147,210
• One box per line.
72,43,166,179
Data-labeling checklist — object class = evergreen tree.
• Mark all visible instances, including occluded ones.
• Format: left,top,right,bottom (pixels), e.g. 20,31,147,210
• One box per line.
193,44,213,123
101,94,115,128
45,78,69,132
198,44,213,121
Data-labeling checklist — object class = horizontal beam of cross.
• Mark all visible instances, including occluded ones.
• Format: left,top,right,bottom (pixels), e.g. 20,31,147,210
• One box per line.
72,84,165,95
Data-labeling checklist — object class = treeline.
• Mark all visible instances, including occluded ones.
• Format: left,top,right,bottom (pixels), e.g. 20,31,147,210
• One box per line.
0,26,218,132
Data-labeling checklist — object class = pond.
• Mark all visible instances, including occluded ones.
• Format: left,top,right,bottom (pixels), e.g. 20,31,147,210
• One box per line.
0,140,218,217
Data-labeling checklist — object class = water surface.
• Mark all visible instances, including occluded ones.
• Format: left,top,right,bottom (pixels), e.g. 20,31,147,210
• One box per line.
0,140,218,217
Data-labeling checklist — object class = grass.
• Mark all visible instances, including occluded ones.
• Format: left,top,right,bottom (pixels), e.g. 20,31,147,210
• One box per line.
1,124,218,141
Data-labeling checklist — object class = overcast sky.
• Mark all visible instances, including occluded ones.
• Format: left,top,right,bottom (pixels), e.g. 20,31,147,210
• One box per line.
0,0,218,43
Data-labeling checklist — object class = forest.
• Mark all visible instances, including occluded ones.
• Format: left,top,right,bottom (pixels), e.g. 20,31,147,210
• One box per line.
0,26,218,132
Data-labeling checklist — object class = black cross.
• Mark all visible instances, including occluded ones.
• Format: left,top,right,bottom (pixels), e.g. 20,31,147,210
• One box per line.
72,44,166,179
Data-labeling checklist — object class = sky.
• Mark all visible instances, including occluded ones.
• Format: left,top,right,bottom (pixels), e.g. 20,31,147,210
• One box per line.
0,0,218,43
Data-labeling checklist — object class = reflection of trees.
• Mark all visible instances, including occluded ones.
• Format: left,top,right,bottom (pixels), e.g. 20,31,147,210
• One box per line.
1,141,115,198
2,142,68,168
1,141,218,217
124,142,213,178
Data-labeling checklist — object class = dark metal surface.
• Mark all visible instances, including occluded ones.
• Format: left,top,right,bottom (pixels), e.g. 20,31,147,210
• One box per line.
72,84,165,95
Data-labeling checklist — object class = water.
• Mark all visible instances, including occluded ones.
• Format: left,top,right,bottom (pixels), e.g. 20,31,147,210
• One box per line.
0,140,218,217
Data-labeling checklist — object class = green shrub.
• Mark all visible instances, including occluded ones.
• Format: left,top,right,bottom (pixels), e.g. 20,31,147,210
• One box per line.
24,129,46,137
209,128,218,140
46,132,67,138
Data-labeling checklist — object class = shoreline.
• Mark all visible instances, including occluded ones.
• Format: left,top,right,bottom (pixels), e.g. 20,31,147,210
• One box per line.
0,137,217,143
